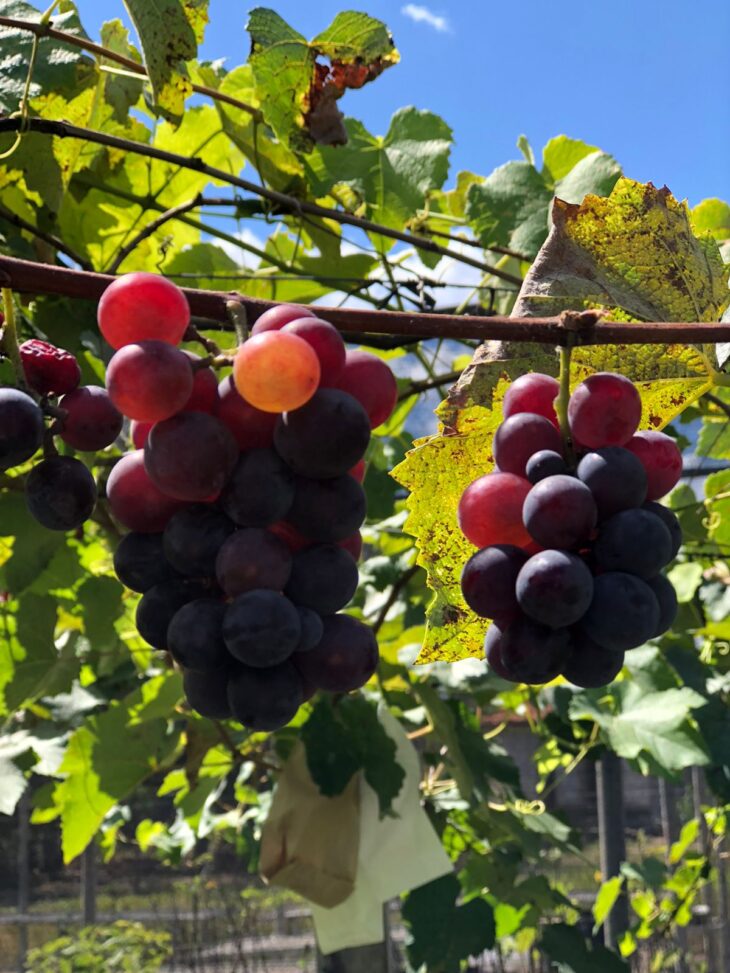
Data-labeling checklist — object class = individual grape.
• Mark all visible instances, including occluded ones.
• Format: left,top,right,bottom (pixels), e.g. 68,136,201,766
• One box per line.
223,589,301,667
458,473,532,549
646,573,678,637
460,545,527,620
274,389,371,479
163,505,235,578
113,532,179,592
282,317,346,386
285,544,359,615
184,666,231,720
130,421,152,449
483,623,514,680
167,598,229,671
295,607,324,653
335,350,398,428
594,508,672,578
339,531,363,561
26,456,97,530
269,520,311,552
144,412,238,502
220,449,295,527
106,341,193,422
576,446,647,519
216,528,292,597
183,352,219,414
643,501,682,559
136,579,209,650
19,339,80,396
350,459,366,483
581,572,660,652
106,450,183,532
493,413,564,478
233,331,320,413
217,375,278,450
516,551,594,629
251,303,316,335
97,272,190,349
625,431,683,500
568,372,641,448
0,388,44,471
497,614,569,684
58,386,123,451
522,475,597,550
227,660,304,730
562,635,625,688
502,373,559,427
294,614,378,692
525,450,568,484
287,475,366,543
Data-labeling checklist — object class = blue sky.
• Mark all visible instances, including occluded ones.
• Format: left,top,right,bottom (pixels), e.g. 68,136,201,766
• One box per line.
73,0,730,207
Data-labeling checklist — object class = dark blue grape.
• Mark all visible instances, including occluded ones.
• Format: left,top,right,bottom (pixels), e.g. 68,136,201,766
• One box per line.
163,505,235,577
498,614,569,684
523,475,597,550
167,598,229,671
581,572,659,652
461,545,527,620
594,508,672,579
288,475,366,542
643,501,682,560
227,660,303,730
223,589,300,667
562,634,625,688
577,446,647,519
113,532,179,592
184,666,231,719
295,607,324,653
220,448,295,527
285,543,359,615
26,456,97,530
493,413,563,478
274,389,370,479
136,579,210,650
525,450,568,484
0,388,44,471
646,574,678,637
516,550,593,628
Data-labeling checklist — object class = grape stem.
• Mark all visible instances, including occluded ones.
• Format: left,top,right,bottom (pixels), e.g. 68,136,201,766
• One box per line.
556,344,576,469
226,300,249,345
0,288,29,391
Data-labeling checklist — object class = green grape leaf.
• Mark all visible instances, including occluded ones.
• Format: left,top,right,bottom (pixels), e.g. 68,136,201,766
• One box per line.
394,179,730,664
541,922,629,972
122,0,208,123
99,20,145,122
247,8,399,154
301,696,404,817
402,873,495,973
692,197,730,240
305,109,452,242
0,0,96,114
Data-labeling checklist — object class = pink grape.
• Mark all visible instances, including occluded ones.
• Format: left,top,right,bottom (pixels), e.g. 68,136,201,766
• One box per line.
502,373,559,428
493,413,564,478
282,317,346,386
458,472,533,549
106,341,193,422
58,386,123,451
335,350,398,428
251,303,316,335
217,375,277,450
106,450,184,532
97,272,190,348
625,431,682,500
568,372,641,448
144,412,238,502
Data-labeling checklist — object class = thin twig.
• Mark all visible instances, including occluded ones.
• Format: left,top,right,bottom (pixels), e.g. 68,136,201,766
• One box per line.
0,203,93,270
105,194,205,273
398,370,462,400
0,116,523,286
371,564,420,634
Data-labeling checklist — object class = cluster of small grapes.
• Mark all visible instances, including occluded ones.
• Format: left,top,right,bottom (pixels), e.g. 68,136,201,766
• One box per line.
458,371,684,688
99,274,397,730
0,333,122,528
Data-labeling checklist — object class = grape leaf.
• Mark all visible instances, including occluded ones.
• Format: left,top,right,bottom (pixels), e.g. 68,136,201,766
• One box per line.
247,8,399,153
393,179,730,664
541,922,629,972
123,0,208,123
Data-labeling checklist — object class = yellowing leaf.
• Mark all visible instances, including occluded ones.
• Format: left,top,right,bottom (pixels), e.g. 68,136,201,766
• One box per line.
394,179,730,665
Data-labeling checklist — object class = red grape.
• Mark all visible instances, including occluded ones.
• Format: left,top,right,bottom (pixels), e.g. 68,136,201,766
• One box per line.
338,531,363,560
625,431,682,500
502,373,559,427
130,420,152,449
294,614,378,692
144,412,238,502
461,545,527,620
251,303,316,335
58,386,123,451
457,472,532,549
217,375,277,450
106,450,184,532
106,341,194,422
568,372,641,448
335,350,398,428
97,272,190,348
493,413,564,478
19,339,80,396
233,332,320,413
183,351,219,414
349,459,366,483
269,520,311,553
281,317,346,386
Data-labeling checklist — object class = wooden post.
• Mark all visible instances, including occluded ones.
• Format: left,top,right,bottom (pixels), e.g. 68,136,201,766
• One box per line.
692,768,720,973
658,776,689,971
16,790,30,973
596,752,629,948
80,843,97,925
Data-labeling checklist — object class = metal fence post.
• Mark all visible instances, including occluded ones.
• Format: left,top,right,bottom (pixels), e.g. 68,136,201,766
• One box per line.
17,790,30,973
80,842,97,925
596,752,629,948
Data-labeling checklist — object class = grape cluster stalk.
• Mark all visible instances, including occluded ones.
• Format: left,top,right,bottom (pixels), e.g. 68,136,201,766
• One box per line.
459,371,684,687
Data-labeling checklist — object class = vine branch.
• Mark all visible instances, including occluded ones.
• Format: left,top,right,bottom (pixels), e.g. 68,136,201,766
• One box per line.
2,255,730,347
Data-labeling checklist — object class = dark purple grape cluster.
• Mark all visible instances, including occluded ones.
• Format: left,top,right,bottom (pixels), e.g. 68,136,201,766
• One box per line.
0,339,122,531
458,372,684,688
97,282,398,731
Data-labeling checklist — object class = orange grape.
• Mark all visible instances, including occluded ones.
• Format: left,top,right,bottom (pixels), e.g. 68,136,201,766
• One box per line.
233,332,320,413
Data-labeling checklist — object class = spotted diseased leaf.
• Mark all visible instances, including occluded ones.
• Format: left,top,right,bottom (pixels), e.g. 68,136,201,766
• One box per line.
247,8,399,153
394,179,729,664
123,0,209,123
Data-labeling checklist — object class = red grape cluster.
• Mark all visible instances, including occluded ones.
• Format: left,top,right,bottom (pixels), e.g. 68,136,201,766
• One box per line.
458,372,684,688
0,338,122,530
100,274,398,731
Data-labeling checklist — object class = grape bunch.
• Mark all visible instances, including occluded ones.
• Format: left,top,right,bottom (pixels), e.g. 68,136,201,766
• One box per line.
0,335,122,530
99,274,397,731
458,371,684,688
